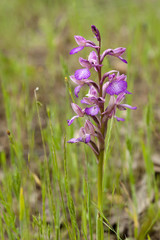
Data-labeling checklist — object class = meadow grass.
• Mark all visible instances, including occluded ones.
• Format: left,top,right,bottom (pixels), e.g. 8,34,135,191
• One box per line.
0,0,160,239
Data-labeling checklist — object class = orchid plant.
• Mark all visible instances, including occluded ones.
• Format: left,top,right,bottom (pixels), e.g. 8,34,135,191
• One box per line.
67,25,137,239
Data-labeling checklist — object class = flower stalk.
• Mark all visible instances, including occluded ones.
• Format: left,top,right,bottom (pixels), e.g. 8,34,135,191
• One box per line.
97,149,104,239
97,39,105,239
67,25,137,239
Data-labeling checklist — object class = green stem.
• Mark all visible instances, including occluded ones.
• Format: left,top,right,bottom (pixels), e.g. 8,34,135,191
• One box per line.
98,150,104,210
96,37,104,240
97,149,104,240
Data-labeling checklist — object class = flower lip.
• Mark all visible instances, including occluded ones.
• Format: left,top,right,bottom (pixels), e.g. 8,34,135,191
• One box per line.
85,106,100,116
74,68,91,80
106,80,127,95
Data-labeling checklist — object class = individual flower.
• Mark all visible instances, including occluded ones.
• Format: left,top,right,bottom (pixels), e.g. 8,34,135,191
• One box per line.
68,120,95,144
68,120,100,157
101,47,127,63
81,86,104,111
70,75,99,97
79,51,102,72
67,127,91,144
106,80,128,95
81,86,102,116
67,103,85,126
70,36,99,55
102,72,131,96
74,51,102,81
103,93,137,122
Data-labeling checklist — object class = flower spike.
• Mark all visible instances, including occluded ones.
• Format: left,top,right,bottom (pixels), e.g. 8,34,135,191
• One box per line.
68,25,136,143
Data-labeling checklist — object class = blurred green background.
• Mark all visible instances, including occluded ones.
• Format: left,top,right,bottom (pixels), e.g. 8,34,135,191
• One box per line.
0,0,160,239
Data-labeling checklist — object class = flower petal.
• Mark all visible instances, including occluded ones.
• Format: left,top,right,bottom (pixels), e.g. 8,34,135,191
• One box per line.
102,81,109,98
74,36,86,46
84,80,99,91
75,68,91,80
81,97,94,105
79,57,92,69
106,80,127,95
100,70,118,84
85,134,91,143
100,49,112,61
84,120,95,135
85,106,100,116
110,47,126,57
88,51,98,64
71,103,84,117
88,86,98,97
74,85,83,98
119,104,137,110
102,96,116,115
118,56,128,64
70,46,84,55
117,105,127,111
125,90,132,94
116,74,127,81
67,115,79,126
79,127,86,137
114,116,125,122
67,137,83,143
85,43,100,49
70,75,82,85
116,92,126,103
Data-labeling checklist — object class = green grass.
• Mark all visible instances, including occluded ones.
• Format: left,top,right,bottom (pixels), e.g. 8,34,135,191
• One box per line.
0,0,160,239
